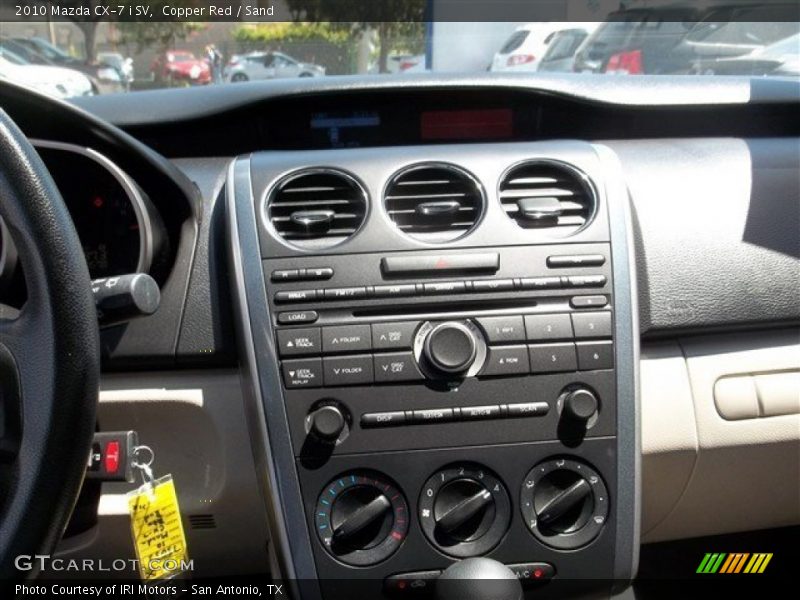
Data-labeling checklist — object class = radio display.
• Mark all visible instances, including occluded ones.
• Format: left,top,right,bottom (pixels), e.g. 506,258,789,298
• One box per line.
420,108,514,141
310,110,381,148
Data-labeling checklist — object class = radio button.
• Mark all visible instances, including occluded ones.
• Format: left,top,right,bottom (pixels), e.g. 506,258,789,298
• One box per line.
303,267,334,280
567,275,607,288
277,310,318,325
423,281,467,295
374,352,423,383
277,327,321,356
529,343,578,373
372,284,416,298
519,276,562,290
571,312,612,339
576,341,614,370
525,314,573,341
481,345,529,376
547,254,606,268
361,411,406,428
282,358,322,388
324,286,367,301
322,325,371,353
460,405,502,420
477,316,525,343
372,322,419,350
411,408,454,423
271,269,299,282
323,355,374,386
472,278,514,293
275,289,317,303
506,402,550,417
570,295,608,309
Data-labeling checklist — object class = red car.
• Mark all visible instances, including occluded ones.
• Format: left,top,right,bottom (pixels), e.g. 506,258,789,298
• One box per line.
150,50,211,85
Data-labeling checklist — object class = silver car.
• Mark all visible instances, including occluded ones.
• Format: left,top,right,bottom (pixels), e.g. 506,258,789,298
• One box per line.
224,51,325,82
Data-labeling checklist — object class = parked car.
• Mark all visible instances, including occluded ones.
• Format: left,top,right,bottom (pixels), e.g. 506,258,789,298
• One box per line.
574,4,799,75
0,36,55,66
97,52,134,90
537,25,599,72
151,50,211,86
0,50,93,98
490,22,588,72
573,7,700,74
11,36,124,93
225,51,325,82
369,53,425,74
691,32,800,76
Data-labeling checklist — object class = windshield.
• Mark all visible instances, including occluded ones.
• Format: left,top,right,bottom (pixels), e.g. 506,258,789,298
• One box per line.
0,1,797,99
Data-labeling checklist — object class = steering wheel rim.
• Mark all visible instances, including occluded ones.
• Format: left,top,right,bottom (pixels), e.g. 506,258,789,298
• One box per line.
0,109,99,576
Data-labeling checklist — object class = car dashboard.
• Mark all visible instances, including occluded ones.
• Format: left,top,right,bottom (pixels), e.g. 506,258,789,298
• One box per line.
0,74,798,598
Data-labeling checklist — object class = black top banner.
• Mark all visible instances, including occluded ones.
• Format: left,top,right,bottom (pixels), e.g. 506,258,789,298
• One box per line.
2,0,799,23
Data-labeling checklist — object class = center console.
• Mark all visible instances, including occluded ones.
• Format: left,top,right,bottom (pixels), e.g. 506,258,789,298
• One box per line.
228,142,639,599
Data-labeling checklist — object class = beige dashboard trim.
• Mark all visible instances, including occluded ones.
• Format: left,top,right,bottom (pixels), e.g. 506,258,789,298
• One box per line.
641,328,800,543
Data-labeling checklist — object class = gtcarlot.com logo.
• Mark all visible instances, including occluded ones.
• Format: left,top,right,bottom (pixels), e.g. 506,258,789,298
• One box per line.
697,553,773,574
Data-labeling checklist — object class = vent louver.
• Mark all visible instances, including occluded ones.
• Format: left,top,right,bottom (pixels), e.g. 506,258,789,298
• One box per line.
385,164,483,243
189,514,217,530
267,169,367,249
499,162,595,234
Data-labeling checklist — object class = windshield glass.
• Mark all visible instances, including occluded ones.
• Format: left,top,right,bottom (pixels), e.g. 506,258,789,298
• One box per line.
0,1,797,99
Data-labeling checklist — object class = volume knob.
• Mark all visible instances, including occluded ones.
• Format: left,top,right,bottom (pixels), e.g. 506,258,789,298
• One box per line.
423,321,477,375
308,405,346,441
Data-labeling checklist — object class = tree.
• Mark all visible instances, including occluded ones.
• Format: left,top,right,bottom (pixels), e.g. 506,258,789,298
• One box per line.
57,0,206,61
285,0,425,73
52,1,105,62
117,21,207,54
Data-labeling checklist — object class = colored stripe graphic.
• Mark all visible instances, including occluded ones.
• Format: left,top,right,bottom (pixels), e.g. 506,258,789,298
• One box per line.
698,553,727,573
701,552,773,574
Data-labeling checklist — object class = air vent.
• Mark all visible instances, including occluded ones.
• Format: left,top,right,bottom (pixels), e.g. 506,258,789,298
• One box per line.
189,514,217,530
499,162,596,234
267,169,367,249
385,164,483,243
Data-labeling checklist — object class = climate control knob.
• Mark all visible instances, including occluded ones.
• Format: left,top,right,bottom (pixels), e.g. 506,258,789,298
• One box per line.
315,471,408,566
521,458,608,550
415,321,487,380
419,463,510,558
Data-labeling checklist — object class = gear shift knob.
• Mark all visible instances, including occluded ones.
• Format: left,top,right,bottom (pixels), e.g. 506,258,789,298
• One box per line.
436,557,523,600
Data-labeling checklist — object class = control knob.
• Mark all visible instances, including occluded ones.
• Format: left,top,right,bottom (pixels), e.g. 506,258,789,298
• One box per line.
416,321,486,380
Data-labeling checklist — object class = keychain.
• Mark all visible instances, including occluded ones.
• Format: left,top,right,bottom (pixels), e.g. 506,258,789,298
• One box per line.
127,445,191,581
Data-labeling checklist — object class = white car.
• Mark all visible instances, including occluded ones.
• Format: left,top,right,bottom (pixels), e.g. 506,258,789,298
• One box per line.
0,51,94,98
491,22,598,72
224,51,325,82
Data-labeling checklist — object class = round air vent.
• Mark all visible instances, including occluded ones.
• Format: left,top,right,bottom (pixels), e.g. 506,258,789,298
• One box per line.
499,161,596,235
384,164,484,243
267,169,367,250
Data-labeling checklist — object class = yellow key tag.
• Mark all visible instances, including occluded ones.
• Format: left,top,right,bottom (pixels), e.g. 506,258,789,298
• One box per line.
127,475,190,581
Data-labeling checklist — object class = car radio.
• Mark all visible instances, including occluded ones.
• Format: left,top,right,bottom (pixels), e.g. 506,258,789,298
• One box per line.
228,142,638,599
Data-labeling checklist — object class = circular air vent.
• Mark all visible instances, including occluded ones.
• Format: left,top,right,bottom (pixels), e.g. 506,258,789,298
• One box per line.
499,161,596,235
384,164,484,243
267,169,367,249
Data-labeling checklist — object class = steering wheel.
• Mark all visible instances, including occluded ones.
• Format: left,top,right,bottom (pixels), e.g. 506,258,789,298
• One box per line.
0,110,100,576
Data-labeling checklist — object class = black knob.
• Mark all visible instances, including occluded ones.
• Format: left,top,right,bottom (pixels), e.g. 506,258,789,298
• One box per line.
308,405,345,441
331,487,392,549
437,558,523,600
563,388,599,422
434,479,494,543
521,458,609,550
423,322,477,375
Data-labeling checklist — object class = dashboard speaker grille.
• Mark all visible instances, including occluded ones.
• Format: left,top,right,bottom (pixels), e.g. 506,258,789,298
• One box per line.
267,169,367,249
499,162,595,234
385,164,483,243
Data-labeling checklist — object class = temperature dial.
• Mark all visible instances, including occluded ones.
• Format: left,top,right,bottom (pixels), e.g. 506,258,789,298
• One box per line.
315,471,408,566
419,463,510,558
521,458,608,550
